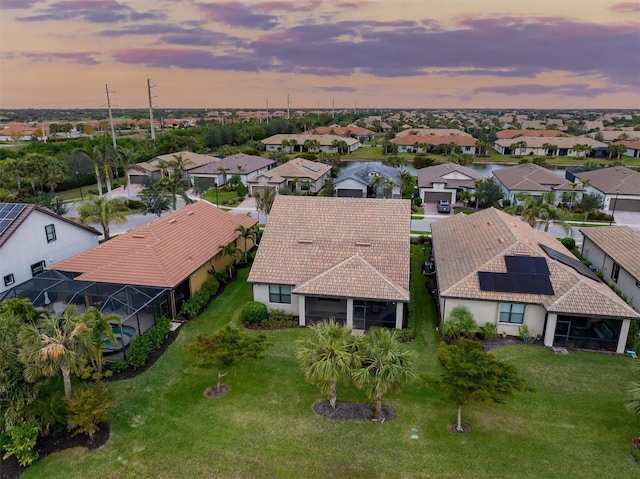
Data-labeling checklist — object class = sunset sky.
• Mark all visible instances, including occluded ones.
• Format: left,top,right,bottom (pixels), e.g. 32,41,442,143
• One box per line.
0,0,639,110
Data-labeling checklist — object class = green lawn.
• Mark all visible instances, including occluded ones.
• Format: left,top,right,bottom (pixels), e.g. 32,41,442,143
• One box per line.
202,188,243,207
22,250,640,478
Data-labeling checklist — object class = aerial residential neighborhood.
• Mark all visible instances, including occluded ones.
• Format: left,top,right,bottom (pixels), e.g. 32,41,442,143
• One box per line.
1,106,639,478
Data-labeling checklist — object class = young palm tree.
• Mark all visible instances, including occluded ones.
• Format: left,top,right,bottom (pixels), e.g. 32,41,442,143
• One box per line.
78,195,130,240
117,146,137,197
219,242,241,269
18,308,99,399
352,328,417,420
217,166,230,186
82,307,121,372
172,153,194,179
295,319,355,409
158,174,192,210
626,364,640,415
235,224,256,263
75,145,103,196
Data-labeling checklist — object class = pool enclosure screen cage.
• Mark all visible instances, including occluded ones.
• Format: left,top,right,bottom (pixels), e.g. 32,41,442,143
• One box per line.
0,269,170,335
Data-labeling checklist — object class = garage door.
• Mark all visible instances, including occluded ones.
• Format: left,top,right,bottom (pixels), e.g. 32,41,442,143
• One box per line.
250,186,264,197
423,191,452,203
337,188,364,198
609,198,640,212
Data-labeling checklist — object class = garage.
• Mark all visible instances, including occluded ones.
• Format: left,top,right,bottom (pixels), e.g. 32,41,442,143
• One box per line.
423,191,453,204
337,188,365,198
609,198,640,212
250,185,264,197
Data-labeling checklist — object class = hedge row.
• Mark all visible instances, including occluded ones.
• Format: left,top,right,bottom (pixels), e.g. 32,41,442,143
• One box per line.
180,278,220,319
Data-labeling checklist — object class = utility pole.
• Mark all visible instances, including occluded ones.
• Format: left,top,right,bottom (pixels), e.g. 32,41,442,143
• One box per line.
287,93,290,119
266,98,269,125
105,84,117,150
332,98,334,118
147,78,156,141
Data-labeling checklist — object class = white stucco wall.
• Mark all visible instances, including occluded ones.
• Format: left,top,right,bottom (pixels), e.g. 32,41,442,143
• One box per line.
252,284,299,315
0,211,99,294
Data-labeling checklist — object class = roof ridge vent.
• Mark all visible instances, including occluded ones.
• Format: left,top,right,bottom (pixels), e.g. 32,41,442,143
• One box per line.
132,234,146,238
169,219,177,224
187,211,194,215
355,241,371,246
298,239,313,244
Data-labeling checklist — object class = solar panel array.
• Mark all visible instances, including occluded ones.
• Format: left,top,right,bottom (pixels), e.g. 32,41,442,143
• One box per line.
478,255,554,295
539,243,601,282
302,162,320,172
0,203,27,237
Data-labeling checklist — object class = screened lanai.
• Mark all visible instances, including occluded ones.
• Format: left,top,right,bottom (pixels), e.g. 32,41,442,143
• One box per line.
0,269,170,338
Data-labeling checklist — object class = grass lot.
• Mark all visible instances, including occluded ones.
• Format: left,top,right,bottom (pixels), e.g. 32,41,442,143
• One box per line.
22,248,640,479
202,188,243,207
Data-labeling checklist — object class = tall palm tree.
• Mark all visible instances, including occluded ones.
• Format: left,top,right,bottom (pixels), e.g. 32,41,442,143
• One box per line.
75,145,103,196
82,307,120,373
218,242,241,276
78,195,130,240
352,328,417,420
235,224,256,263
117,146,137,198
43,157,67,193
23,153,46,195
172,153,194,179
217,166,230,186
295,319,355,409
18,308,99,399
518,193,572,235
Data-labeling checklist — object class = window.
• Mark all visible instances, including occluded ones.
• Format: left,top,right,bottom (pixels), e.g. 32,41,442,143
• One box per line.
3,274,14,287
611,262,620,283
31,261,45,277
499,303,525,324
269,285,291,304
45,224,56,243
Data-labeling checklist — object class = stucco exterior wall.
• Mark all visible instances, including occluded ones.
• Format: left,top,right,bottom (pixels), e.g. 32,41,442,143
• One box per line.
252,283,300,315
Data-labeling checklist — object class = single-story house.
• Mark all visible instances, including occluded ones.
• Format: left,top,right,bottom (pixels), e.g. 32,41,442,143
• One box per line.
308,124,375,143
584,130,640,143
248,196,411,330
47,201,257,319
417,162,483,204
493,137,607,157
261,134,361,153
0,203,100,294
580,226,640,314
128,151,219,184
574,166,640,212
247,158,331,196
390,135,477,154
333,162,403,199
188,153,276,187
493,163,582,204
395,128,472,138
613,140,640,159
431,208,639,353
496,130,573,140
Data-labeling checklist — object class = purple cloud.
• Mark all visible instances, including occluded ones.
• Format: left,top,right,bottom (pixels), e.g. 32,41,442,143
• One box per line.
16,0,164,23
472,83,609,98
254,0,322,12
316,86,358,92
0,0,44,8
610,2,640,12
197,1,279,29
22,51,100,65
111,47,268,71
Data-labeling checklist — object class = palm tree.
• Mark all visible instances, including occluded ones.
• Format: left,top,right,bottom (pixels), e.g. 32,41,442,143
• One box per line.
399,170,415,199
303,139,320,153
352,328,417,420
42,157,67,193
117,146,137,198
157,159,170,177
280,139,291,153
217,166,230,186
218,242,241,276
18,308,99,399
172,153,194,179
158,174,192,211
75,145,103,196
542,143,557,157
23,153,46,195
77,195,130,240
295,319,355,409
511,140,527,157
235,224,257,263
607,144,626,159
518,193,572,235
82,307,120,373
626,364,640,415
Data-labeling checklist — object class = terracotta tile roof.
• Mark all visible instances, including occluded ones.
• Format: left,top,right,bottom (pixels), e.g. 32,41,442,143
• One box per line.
391,135,477,147
310,124,374,136
574,167,640,195
247,158,330,183
493,163,565,191
248,196,410,302
131,151,219,173
431,208,639,319
495,137,607,149
189,153,276,175
580,226,640,280
417,162,483,189
496,130,573,139
0,204,99,248
396,128,472,137
52,201,256,288
615,141,640,149
261,134,360,147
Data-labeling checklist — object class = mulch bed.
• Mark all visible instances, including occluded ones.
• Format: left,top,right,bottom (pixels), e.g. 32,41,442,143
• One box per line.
447,422,472,434
203,384,230,398
313,400,397,422
0,424,110,479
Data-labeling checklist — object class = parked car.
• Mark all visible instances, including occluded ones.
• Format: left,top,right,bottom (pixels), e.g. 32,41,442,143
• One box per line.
437,200,451,214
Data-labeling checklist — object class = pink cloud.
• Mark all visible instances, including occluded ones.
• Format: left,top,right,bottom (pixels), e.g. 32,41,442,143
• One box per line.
610,2,640,12
22,51,100,65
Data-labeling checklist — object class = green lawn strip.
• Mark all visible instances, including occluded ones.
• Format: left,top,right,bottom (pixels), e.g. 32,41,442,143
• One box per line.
22,265,640,479
201,189,243,207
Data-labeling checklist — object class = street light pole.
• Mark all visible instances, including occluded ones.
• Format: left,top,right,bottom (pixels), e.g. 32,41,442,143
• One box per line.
76,170,83,200
609,189,620,226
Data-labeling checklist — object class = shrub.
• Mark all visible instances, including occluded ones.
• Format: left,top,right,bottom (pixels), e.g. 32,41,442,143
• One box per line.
128,334,153,369
518,325,530,340
502,199,511,207
560,237,576,250
181,279,220,319
108,359,129,374
413,197,422,207
66,383,115,442
241,301,268,324
2,420,40,467
441,306,478,340
481,322,498,340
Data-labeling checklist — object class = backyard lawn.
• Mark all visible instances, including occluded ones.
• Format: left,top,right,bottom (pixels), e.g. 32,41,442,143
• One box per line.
21,247,640,478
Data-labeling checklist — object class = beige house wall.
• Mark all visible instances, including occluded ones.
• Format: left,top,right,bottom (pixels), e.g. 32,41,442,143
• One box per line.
252,284,300,315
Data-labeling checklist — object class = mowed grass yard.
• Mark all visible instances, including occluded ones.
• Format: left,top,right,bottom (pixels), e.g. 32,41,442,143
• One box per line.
22,247,640,479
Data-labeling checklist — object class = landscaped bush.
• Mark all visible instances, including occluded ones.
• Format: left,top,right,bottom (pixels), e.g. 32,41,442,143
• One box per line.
502,199,511,207
66,383,115,442
481,322,498,340
560,237,576,250
250,309,298,329
369,326,416,343
128,317,172,369
241,301,268,325
413,197,422,207
181,278,220,319
107,359,129,374
1,420,40,467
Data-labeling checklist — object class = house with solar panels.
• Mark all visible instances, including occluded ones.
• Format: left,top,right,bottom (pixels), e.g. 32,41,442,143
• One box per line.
246,157,331,196
0,203,100,294
431,208,639,353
